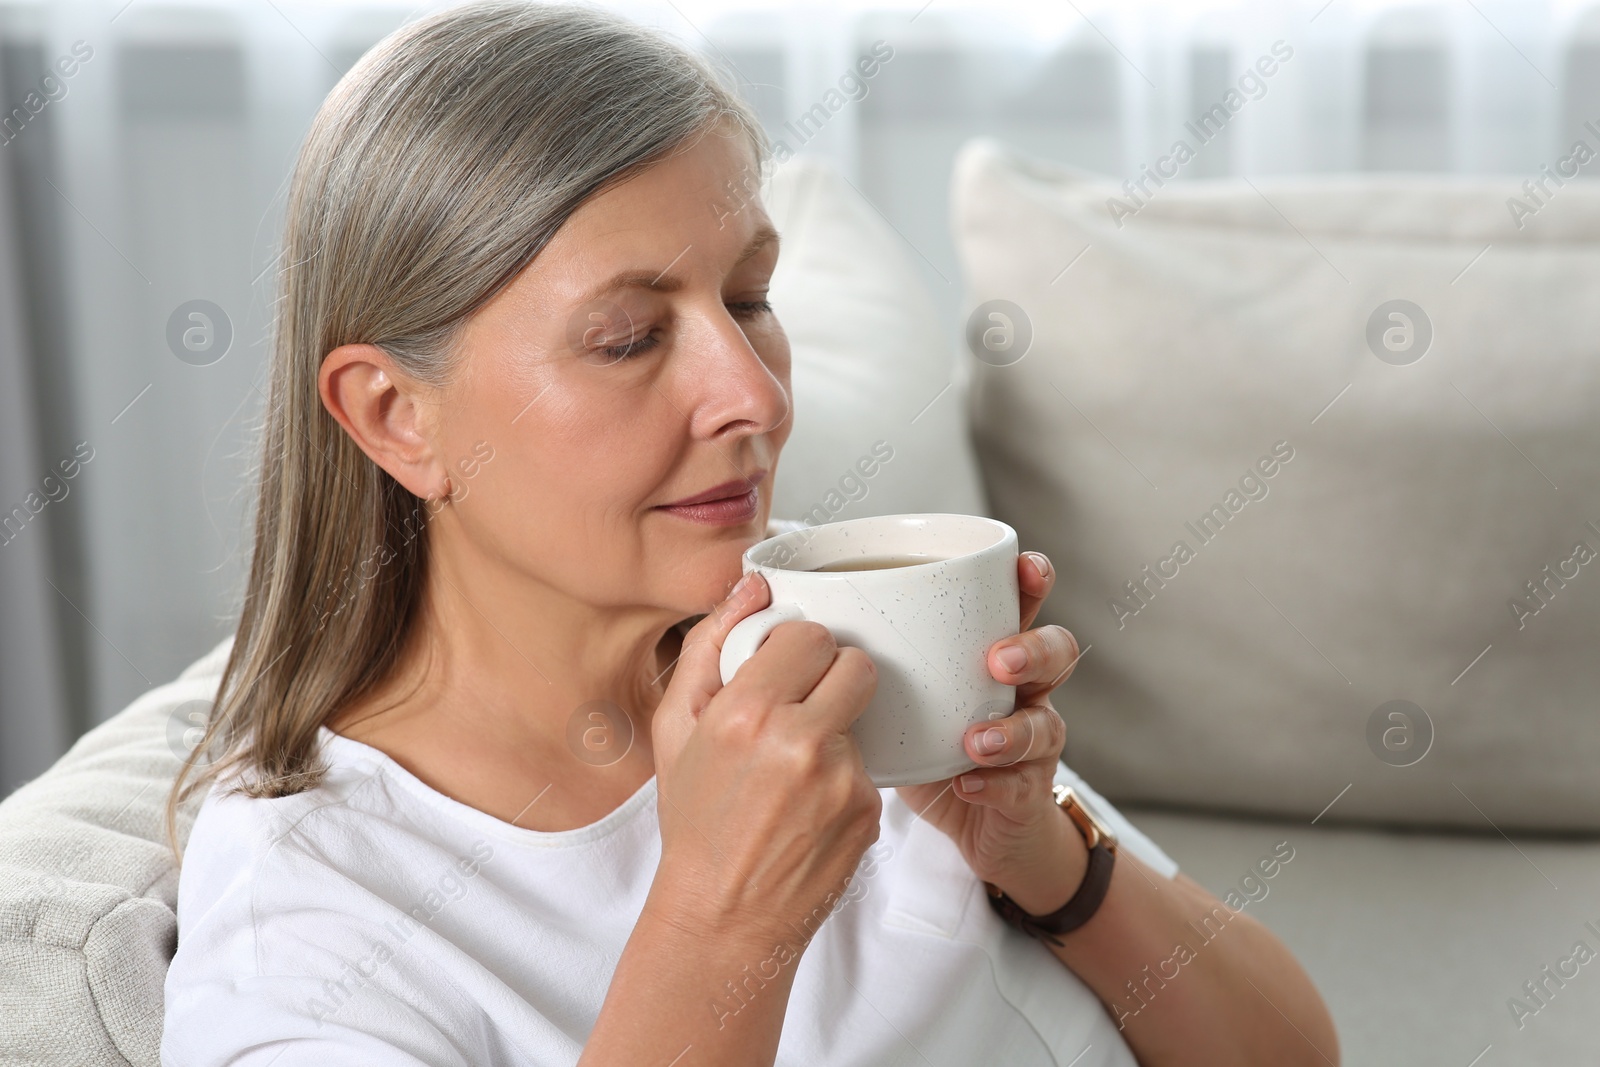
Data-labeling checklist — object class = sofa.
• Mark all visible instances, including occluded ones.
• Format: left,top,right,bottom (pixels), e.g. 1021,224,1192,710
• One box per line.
3,142,1598,1065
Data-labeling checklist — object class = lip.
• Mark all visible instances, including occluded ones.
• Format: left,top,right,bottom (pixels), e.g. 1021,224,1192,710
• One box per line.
655,470,766,526
658,470,767,507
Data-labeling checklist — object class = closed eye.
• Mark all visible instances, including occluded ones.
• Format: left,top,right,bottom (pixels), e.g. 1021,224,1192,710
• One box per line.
597,300,773,363
598,334,659,362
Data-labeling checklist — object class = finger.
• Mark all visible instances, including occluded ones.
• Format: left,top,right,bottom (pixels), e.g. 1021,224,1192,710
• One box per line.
1017,552,1054,632
653,572,770,760
963,703,1065,768
987,624,1081,702
801,645,879,734
953,756,1058,812
725,619,844,710
679,571,771,694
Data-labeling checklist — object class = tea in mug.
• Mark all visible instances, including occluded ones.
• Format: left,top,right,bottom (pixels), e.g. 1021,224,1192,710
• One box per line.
809,554,947,572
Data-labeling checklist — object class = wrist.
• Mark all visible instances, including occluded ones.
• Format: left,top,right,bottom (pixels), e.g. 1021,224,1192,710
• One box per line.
991,804,1090,917
641,875,805,964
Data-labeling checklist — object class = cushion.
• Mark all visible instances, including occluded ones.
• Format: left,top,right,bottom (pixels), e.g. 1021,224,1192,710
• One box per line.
762,155,988,524
1134,804,1600,1065
0,638,229,1067
955,138,1600,830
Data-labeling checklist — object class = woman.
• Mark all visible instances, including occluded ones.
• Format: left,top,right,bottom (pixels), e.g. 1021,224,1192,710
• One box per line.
161,3,1337,1064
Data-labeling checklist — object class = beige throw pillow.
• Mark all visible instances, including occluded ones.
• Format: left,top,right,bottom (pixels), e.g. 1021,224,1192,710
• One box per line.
763,157,988,526
955,138,1600,831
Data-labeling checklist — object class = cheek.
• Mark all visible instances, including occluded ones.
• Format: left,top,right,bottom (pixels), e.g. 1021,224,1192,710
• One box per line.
459,375,678,540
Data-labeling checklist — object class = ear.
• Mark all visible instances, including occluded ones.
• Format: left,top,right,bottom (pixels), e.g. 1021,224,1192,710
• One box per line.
318,343,447,500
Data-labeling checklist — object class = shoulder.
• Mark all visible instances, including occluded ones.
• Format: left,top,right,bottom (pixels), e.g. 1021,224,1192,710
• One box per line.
165,745,485,1061
181,731,392,877
174,744,390,967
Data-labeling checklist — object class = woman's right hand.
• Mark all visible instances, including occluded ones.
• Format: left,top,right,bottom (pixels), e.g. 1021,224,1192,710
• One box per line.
648,570,882,957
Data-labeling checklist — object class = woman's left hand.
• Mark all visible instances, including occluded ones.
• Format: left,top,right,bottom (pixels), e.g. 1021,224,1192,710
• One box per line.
894,551,1086,911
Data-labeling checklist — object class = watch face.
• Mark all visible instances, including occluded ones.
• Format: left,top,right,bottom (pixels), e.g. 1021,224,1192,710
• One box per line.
1060,785,1117,850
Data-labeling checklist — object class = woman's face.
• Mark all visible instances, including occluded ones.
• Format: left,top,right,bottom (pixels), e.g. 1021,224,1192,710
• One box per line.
426,123,792,619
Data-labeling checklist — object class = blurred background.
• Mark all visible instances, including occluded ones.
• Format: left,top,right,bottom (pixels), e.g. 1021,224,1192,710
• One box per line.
1,0,1596,796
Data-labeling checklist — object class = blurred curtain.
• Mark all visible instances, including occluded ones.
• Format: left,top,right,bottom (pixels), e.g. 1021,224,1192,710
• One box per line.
0,42,71,792
1,0,1599,796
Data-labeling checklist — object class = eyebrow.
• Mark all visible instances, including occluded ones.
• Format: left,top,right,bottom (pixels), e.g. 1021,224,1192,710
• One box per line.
580,225,780,302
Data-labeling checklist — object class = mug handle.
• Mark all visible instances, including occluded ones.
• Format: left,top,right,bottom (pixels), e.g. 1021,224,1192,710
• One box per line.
719,602,809,686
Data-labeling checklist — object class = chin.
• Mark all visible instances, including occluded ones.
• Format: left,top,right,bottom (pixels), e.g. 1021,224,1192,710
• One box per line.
688,537,760,613
651,504,772,611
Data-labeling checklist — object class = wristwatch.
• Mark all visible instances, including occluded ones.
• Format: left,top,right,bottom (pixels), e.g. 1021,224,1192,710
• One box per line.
985,781,1118,947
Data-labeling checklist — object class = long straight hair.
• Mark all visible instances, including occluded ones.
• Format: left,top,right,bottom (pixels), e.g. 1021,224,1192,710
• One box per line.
165,0,767,860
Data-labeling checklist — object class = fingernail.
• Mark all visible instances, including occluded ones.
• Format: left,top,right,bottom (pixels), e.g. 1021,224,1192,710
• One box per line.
975,727,1006,755
996,645,1028,674
959,773,985,792
731,572,758,598
1026,551,1051,579
719,574,755,618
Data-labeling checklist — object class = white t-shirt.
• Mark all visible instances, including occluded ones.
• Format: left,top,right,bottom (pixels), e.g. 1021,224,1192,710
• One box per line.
162,724,1177,1066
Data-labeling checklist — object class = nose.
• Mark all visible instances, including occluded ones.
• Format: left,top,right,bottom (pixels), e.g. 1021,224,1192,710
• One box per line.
674,302,790,443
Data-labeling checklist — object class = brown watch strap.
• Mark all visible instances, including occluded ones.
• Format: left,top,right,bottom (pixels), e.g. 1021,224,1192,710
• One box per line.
986,842,1115,947
985,782,1119,946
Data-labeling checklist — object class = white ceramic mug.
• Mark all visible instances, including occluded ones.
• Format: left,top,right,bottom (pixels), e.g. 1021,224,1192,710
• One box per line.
718,513,1020,786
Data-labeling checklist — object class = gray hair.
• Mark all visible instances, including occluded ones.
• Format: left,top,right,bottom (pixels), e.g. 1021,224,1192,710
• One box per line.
167,0,767,858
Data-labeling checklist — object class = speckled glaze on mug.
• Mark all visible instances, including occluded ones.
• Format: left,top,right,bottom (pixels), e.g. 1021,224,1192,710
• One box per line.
719,513,1020,787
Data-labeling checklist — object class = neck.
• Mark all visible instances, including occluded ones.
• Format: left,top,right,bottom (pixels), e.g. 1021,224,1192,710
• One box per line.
331,524,688,815
427,537,681,723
